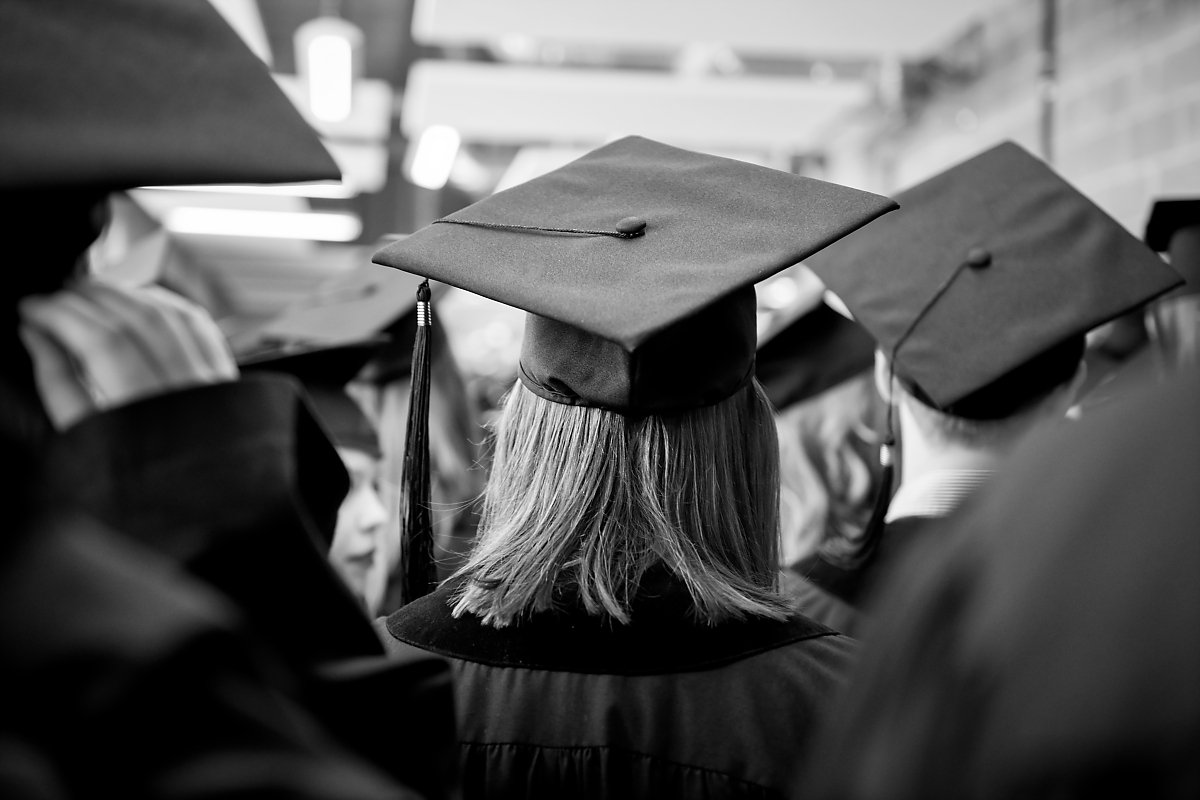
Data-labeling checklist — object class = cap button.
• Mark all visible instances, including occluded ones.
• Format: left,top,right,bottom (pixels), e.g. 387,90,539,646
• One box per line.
616,216,647,236
965,246,992,268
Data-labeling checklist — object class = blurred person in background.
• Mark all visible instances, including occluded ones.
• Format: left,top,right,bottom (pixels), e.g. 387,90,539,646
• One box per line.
1,0,455,795
370,136,898,798
755,298,884,635
235,259,489,614
801,363,1200,800
239,342,394,616
1144,198,1200,370
793,142,1181,634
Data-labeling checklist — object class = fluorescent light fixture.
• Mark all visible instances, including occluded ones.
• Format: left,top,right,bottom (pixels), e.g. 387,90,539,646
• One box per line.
295,16,363,123
308,34,354,121
408,124,461,190
144,181,357,199
164,207,362,242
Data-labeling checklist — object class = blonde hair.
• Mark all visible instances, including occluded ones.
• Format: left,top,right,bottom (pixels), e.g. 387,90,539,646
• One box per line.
451,380,790,627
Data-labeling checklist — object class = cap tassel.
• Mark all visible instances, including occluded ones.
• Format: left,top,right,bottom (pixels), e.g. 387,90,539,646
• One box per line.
853,436,894,566
397,280,437,605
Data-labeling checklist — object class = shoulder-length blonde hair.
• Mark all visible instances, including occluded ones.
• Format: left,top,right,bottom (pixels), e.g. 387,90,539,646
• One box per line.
450,379,790,627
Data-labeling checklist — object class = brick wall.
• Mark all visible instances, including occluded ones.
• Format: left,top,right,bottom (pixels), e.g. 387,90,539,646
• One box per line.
825,0,1200,236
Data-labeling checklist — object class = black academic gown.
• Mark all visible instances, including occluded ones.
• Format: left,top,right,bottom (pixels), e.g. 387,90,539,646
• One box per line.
786,515,940,637
380,576,858,800
0,511,413,800
39,375,456,796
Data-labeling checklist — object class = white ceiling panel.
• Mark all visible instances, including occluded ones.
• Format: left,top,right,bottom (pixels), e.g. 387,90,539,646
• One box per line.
412,0,1005,58
402,61,872,151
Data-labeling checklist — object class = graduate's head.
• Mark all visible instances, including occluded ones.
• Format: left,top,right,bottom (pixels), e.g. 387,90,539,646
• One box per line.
372,134,901,621
879,344,1086,451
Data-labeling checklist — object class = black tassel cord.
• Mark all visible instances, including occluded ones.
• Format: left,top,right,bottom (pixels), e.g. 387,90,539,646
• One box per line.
398,279,436,606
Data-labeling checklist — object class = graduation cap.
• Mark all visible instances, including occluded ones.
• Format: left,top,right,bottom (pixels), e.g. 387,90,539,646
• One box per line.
239,342,382,460
371,135,898,603
806,141,1183,420
374,136,897,413
0,0,339,192
799,141,1182,574
756,302,877,411
241,261,425,352
231,258,436,391
1144,198,1200,295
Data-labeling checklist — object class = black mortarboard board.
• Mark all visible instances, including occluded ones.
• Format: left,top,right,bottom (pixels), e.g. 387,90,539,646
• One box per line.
230,259,433,388
372,135,898,414
756,303,877,411
242,261,426,351
1144,198,1200,295
239,343,382,459
805,141,1183,418
0,0,339,191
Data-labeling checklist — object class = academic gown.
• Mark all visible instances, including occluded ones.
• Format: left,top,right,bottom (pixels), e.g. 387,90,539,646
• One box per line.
786,516,940,637
380,575,858,800
38,375,456,795
0,511,413,800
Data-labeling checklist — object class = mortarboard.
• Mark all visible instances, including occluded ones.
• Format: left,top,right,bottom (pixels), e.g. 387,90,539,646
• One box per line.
227,258,434,388
795,142,1183,582
805,141,1183,420
1144,198,1200,295
235,261,426,352
756,302,877,411
370,135,898,604
373,135,898,415
239,342,382,460
0,0,339,192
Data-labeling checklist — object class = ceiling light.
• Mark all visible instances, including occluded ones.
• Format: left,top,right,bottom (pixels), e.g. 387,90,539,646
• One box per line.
164,208,362,242
407,124,461,190
295,13,363,123
145,181,357,199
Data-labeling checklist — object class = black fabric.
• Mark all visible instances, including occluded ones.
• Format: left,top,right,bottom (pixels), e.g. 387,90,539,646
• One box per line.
519,287,757,413
35,376,464,793
801,365,1200,800
806,141,1182,410
43,376,381,667
1144,198,1200,252
373,136,897,413
310,653,458,799
458,742,780,800
796,515,941,607
378,577,858,800
904,333,1086,420
0,0,337,191
240,344,383,457
386,577,836,676
0,513,408,799
1144,197,1200,293
755,303,876,410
